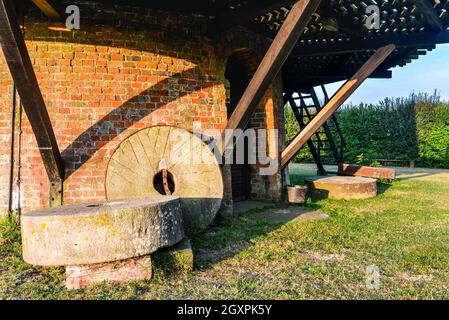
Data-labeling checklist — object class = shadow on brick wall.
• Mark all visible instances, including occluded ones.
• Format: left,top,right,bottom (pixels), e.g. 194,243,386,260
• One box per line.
61,66,220,177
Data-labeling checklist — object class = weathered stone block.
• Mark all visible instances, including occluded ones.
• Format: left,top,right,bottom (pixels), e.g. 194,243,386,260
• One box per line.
338,164,396,180
66,255,152,290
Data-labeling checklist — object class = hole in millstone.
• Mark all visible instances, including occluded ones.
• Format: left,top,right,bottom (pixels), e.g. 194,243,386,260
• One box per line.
86,204,101,208
153,170,176,195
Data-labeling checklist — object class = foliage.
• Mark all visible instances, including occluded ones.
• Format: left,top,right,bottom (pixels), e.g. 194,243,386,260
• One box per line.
415,94,449,168
0,213,21,245
285,92,449,168
284,107,314,163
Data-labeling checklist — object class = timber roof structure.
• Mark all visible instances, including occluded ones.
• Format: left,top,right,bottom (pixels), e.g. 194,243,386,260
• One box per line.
27,0,449,89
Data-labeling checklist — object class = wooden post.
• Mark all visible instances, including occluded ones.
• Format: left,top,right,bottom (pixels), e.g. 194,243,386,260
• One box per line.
224,0,321,148
280,44,396,168
0,0,64,205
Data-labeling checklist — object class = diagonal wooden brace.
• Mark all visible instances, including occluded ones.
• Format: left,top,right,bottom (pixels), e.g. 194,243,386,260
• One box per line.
0,0,64,206
224,0,322,151
31,0,62,19
280,44,396,168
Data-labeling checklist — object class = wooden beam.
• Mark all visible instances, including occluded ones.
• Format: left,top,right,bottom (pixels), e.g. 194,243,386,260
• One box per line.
283,69,392,80
283,69,393,90
225,0,321,145
0,0,64,185
219,0,295,30
283,70,393,89
415,0,443,32
31,0,61,19
291,31,449,57
93,0,217,15
280,44,396,168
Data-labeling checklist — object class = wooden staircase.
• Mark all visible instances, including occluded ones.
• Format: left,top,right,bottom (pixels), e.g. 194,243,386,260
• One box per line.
285,86,346,175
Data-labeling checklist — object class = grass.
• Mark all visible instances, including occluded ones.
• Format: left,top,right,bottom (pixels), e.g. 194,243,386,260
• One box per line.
1,165,448,299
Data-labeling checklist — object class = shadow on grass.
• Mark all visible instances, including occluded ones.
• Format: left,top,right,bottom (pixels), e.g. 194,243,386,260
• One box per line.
395,172,439,181
138,179,395,277
152,248,191,281
189,200,326,272
377,182,393,195
188,172,395,272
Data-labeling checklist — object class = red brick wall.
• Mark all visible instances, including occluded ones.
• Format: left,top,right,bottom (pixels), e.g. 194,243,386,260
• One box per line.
0,52,14,214
250,75,285,202
0,3,284,214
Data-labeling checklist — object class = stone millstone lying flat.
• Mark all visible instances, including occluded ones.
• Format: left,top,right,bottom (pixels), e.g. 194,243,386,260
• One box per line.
305,176,377,200
21,196,185,266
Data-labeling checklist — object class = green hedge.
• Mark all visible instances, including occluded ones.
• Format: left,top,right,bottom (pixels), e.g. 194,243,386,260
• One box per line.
284,105,314,163
285,92,449,169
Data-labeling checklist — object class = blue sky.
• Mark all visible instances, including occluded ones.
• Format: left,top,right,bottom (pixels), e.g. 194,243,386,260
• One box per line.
324,43,449,105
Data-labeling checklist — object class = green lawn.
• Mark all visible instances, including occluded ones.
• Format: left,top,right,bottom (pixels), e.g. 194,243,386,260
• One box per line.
1,164,448,299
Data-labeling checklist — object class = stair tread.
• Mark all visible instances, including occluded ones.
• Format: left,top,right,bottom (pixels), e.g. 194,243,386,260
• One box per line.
292,87,346,171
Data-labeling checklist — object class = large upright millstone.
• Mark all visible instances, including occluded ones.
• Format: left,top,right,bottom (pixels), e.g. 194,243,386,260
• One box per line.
21,196,184,266
106,126,224,230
